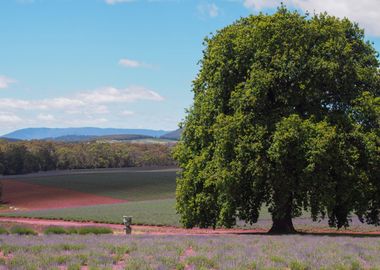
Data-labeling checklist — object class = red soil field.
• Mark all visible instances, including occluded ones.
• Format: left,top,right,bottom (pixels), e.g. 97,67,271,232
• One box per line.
1,179,127,211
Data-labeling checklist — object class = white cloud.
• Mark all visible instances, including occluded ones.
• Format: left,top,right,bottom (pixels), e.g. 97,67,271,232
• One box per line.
79,86,164,104
0,113,22,124
38,98,85,110
118,58,153,68
92,105,110,114
105,0,134,5
0,76,16,89
0,98,29,109
63,105,109,115
243,0,380,36
0,98,84,110
37,113,55,121
198,3,219,18
243,0,278,9
120,110,135,116
119,59,141,68
64,117,108,127
0,85,164,132
0,86,163,111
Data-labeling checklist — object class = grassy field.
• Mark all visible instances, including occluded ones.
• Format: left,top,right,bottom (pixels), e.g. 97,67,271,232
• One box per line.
13,169,178,201
2,168,380,231
1,234,380,269
3,199,180,226
1,169,181,226
4,203,380,232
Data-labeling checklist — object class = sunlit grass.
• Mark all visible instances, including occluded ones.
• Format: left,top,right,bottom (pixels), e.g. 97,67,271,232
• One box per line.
2,199,180,226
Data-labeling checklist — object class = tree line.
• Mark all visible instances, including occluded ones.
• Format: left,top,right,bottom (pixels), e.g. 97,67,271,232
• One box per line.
0,140,175,175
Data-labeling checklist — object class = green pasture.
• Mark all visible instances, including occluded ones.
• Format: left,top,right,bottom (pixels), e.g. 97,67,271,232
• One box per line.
0,166,272,226
1,198,279,227
2,199,180,226
15,169,178,201
0,167,295,227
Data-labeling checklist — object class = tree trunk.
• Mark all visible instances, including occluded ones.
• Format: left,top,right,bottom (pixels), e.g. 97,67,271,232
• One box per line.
268,202,297,234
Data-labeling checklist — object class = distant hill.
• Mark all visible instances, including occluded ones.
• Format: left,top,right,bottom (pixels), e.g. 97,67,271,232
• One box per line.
44,135,99,142
160,128,182,140
0,137,22,142
45,134,154,142
2,127,170,140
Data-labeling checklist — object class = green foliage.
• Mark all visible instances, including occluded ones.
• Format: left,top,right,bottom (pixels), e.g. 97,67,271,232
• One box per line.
125,257,153,270
185,255,218,269
289,260,308,270
175,6,380,231
66,227,79,234
0,226,8,234
10,226,37,235
2,199,180,226
76,227,113,235
44,226,68,235
55,243,85,251
0,141,175,176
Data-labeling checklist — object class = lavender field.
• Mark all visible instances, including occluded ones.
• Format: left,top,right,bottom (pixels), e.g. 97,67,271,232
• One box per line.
1,234,380,270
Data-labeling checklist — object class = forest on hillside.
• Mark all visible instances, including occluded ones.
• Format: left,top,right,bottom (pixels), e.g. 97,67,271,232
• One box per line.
0,140,175,175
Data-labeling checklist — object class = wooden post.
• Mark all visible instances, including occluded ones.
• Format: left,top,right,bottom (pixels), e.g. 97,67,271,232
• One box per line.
123,216,132,234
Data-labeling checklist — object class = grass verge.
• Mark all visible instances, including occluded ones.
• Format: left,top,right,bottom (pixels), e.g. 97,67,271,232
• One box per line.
10,226,37,235
0,226,8,234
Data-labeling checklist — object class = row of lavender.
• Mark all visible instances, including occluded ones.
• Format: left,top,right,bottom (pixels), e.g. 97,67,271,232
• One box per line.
0,234,380,269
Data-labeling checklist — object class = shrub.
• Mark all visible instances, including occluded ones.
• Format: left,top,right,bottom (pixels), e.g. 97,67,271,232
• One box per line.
67,264,81,270
44,226,67,235
10,226,37,235
57,243,85,251
290,261,308,270
53,255,71,265
125,257,152,270
0,226,8,234
185,255,217,269
77,227,113,235
66,227,78,234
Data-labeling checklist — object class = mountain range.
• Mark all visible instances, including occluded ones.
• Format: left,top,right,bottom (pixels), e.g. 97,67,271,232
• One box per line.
160,128,182,140
1,127,174,141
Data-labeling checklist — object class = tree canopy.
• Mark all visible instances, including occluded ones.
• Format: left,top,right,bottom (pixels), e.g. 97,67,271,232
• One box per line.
174,7,380,233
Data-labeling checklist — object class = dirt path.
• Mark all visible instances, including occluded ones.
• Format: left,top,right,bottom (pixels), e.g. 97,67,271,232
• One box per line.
0,217,268,235
1,179,127,211
1,217,380,236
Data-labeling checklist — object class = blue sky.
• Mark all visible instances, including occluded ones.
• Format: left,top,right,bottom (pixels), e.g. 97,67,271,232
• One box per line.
0,0,379,135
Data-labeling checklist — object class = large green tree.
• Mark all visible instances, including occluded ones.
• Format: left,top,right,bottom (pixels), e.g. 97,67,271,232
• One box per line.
174,7,380,233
